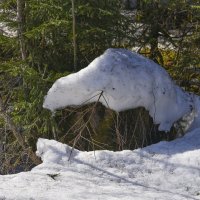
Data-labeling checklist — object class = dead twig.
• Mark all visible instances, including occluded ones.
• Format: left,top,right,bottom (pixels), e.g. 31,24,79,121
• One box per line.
68,91,104,160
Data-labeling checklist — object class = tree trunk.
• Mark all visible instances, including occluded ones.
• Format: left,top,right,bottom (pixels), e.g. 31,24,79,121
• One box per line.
71,0,77,71
17,0,26,60
149,25,163,65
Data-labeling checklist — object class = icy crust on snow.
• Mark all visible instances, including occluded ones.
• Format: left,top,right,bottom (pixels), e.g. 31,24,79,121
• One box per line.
43,48,200,131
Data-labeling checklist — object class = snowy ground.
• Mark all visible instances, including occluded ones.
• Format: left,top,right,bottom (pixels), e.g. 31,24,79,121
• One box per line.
0,128,200,200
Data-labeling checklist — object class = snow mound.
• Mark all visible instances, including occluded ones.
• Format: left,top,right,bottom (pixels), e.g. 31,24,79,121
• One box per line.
1,129,200,200
35,129,200,173
31,128,200,199
43,48,200,131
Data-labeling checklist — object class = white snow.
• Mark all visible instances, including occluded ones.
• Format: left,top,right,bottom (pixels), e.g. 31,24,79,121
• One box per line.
1,48,200,200
0,128,200,200
0,23,17,37
43,48,200,132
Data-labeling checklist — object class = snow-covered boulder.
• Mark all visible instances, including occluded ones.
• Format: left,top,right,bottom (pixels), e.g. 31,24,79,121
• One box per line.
43,48,200,132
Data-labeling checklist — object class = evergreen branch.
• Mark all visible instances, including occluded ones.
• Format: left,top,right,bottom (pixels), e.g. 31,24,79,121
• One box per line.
0,95,41,165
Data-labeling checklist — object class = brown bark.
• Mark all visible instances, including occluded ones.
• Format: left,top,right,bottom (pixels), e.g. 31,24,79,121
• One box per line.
17,0,26,60
71,0,77,71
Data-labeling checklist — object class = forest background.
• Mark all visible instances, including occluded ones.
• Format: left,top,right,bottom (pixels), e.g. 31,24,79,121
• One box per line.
0,0,199,174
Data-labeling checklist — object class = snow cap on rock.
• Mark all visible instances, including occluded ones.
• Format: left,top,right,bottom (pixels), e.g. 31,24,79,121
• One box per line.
43,48,199,132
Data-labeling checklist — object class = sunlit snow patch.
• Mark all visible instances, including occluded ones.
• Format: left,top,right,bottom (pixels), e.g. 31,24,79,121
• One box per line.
43,48,200,132
1,129,200,200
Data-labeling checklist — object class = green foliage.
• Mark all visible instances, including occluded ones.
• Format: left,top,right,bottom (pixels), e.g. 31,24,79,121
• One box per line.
22,0,128,71
135,1,197,47
0,0,129,173
131,0,200,94
75,0,128,66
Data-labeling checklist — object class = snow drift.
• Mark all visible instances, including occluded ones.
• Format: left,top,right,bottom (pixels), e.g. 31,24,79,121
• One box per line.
43,48,200,132
1,129,200,200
